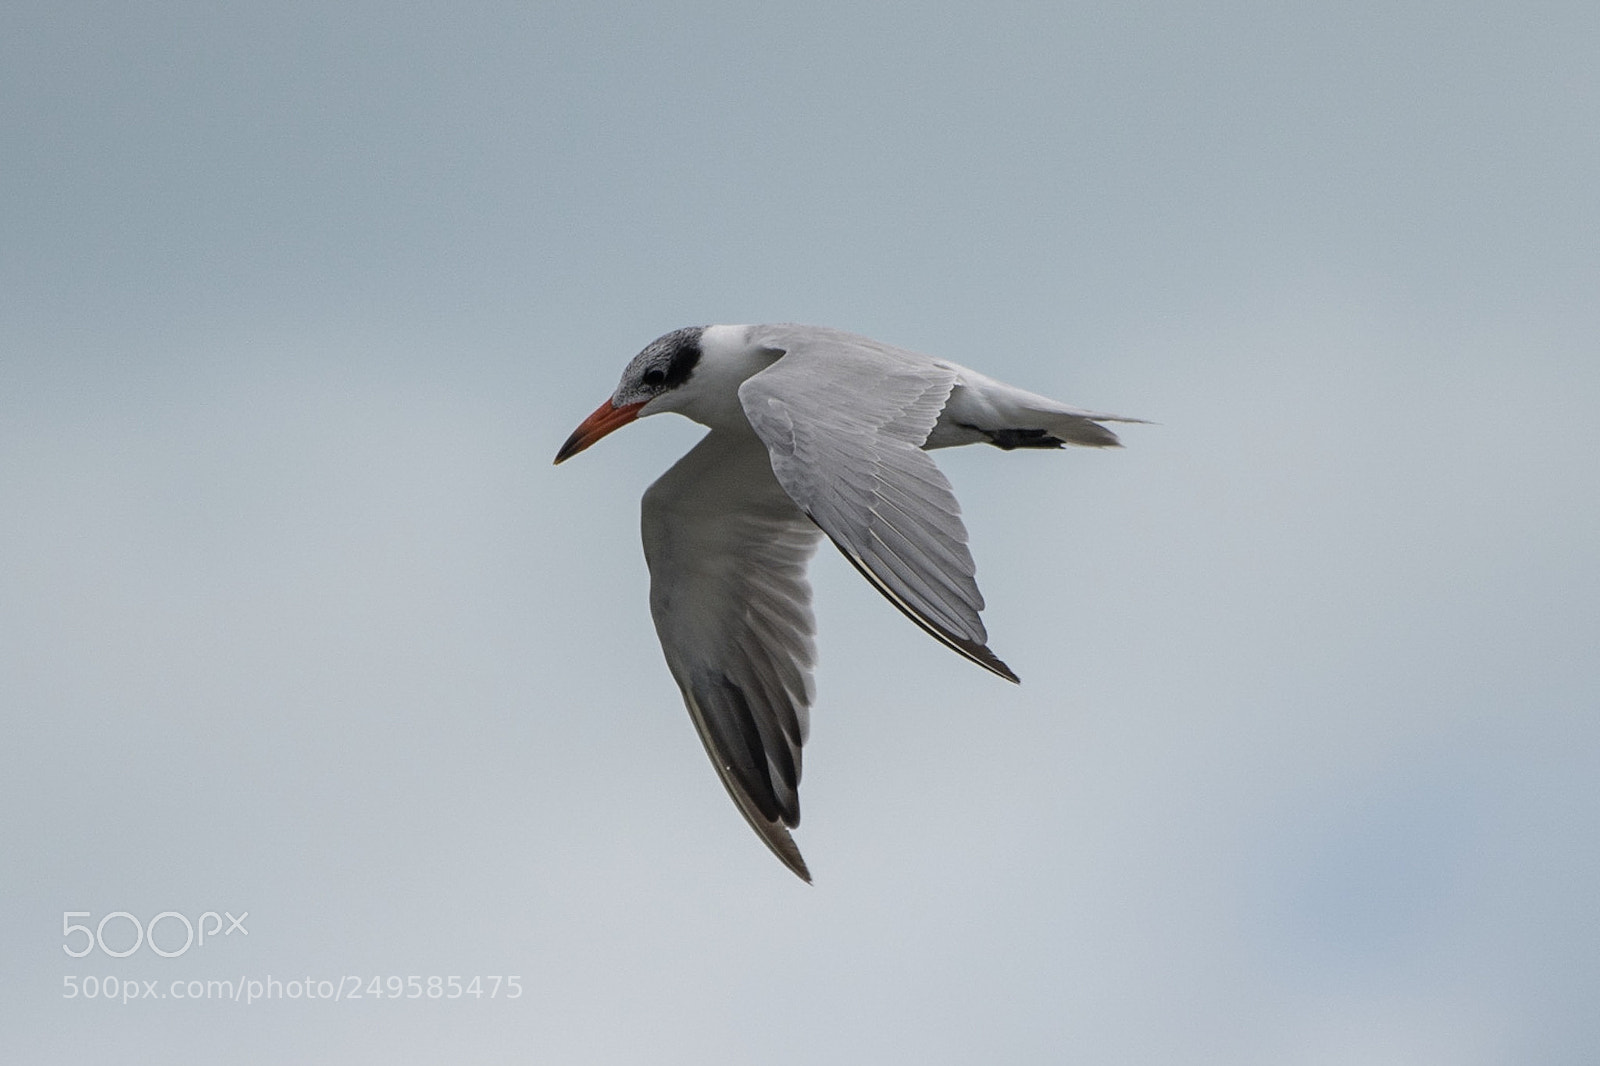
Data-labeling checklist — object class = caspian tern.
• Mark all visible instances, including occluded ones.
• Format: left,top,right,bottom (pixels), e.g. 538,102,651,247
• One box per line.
554,324,1140,881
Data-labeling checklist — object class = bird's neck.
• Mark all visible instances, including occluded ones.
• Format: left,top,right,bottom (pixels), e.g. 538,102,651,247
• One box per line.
660,324,783,432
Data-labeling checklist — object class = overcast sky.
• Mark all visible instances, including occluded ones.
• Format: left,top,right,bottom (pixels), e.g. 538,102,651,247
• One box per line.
4,3,1598,1063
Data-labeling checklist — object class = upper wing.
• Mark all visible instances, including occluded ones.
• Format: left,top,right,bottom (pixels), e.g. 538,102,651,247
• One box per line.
641,427,823,881
738,325,1018,683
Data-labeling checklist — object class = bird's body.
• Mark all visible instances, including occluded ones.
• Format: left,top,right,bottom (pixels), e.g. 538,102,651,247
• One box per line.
555,324,1140,880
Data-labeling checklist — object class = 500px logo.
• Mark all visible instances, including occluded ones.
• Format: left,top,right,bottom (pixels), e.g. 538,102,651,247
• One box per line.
63,911,249,958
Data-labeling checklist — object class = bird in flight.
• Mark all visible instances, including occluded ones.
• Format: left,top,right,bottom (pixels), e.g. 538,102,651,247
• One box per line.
554,324,1140,881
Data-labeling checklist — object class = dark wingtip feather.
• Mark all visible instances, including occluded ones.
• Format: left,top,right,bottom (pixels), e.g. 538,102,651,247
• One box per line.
681,685,816,882
775,835,814,883
746,808,812,882
957,636,1021,684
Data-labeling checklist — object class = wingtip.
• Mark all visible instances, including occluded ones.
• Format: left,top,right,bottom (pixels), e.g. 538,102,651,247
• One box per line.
765,823,814,883
934,619,1019,683
963,638,1020,684
825,536,1021,684
680,684,817,883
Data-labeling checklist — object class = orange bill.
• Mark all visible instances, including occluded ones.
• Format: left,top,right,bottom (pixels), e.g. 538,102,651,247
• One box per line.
553,399,647,464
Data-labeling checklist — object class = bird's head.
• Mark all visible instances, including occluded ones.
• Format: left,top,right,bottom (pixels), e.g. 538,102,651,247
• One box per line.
553,326,706,464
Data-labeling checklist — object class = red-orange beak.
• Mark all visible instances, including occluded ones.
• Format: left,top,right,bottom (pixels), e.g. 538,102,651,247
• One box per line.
553,398,647,464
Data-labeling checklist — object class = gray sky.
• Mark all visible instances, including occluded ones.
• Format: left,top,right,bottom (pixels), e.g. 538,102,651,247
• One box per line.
4,2,1597,1063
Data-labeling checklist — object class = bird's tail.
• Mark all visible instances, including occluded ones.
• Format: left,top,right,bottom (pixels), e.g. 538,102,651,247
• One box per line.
1032,407,1143,448
975,398,1148,450
929,374,1149,451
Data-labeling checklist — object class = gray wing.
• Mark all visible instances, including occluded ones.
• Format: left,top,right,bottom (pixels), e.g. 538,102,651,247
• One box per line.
641,428,823,881
738,325,1018,683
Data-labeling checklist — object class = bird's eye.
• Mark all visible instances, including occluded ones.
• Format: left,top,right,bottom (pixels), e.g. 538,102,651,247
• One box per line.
642,368,667,387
